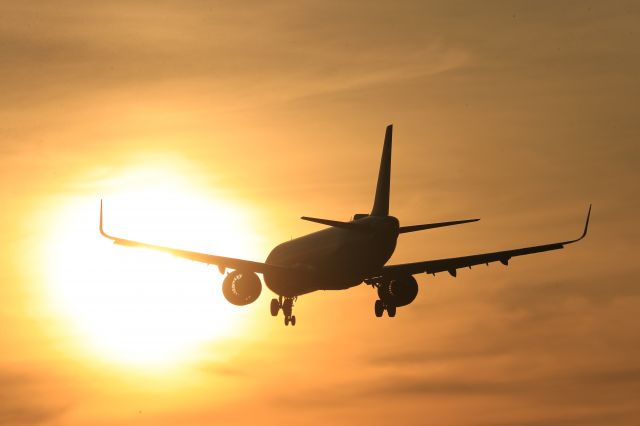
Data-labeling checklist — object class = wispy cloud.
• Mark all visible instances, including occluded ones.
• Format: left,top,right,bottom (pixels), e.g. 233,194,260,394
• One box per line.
0,370,68,425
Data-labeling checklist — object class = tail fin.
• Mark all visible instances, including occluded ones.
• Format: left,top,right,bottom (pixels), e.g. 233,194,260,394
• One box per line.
371,124,393,217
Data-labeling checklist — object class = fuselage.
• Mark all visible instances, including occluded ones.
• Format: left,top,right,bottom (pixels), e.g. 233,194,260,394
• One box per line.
263,216,400,297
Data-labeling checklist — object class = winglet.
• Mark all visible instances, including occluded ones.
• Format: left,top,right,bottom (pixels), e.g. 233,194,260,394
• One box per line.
99,199,113,240
565,204,591,244
579,204,591,241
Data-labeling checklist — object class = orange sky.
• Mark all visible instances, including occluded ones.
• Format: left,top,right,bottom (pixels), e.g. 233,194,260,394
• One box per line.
1,1,639,425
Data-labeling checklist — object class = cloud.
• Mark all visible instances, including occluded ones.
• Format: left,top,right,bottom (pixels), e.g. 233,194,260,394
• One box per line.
0,370,67,426
197,361,248,378
367,340,508,366
270,363,640,422
0,1,472,111
481,408,639,426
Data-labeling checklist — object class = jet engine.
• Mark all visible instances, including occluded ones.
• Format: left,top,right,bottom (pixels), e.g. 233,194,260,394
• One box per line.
222,271,262,306
377,275,419,307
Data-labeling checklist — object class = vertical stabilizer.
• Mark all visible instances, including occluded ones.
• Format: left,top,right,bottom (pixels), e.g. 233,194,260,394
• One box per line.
371,124,393,217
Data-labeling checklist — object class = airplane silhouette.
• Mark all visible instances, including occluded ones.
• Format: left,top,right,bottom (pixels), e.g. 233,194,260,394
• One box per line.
100,125,590,326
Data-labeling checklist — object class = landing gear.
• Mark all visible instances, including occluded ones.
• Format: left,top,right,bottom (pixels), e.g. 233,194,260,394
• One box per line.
373,299,397,318
374,300,384,317
282,297,296,326
271,296,297,326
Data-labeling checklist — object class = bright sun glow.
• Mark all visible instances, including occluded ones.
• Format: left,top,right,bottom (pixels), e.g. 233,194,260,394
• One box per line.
41,165,263,368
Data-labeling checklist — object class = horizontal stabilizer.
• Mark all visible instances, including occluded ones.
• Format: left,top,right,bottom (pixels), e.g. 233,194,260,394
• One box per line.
399,218,479,234
301,216,371,232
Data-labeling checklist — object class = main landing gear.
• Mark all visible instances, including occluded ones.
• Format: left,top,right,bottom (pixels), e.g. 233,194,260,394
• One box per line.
270,296,297,326
374,299,396,318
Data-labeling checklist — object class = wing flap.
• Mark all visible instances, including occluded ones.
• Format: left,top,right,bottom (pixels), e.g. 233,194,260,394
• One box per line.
376,205,591,279
100,201,289,275
381,241,566,278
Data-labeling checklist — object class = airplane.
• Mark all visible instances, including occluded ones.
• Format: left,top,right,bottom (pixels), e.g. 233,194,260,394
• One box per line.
100,124,591,326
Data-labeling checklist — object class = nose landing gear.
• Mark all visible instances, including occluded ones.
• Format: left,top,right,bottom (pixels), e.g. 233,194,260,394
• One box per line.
270,296,297,326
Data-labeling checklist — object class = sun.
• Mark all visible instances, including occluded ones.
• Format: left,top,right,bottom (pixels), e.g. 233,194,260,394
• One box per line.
40,166,263,368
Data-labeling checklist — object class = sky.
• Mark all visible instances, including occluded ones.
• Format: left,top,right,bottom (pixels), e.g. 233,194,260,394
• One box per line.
1,1,639,425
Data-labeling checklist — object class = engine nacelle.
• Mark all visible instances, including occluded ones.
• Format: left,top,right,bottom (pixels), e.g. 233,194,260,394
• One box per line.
222,271,262,306
377,275,419,307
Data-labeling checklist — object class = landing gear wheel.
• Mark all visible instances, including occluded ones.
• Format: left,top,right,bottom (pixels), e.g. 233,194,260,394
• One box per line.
280,297,297,326
270,298,280,316
387,305,397,317
374,300,384,317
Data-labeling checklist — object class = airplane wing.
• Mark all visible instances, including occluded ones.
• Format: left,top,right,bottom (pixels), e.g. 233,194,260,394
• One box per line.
375,205,591,279
99,201,289,275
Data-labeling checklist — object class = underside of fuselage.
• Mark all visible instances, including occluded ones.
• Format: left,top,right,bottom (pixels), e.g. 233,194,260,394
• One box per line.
263,216,399,297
